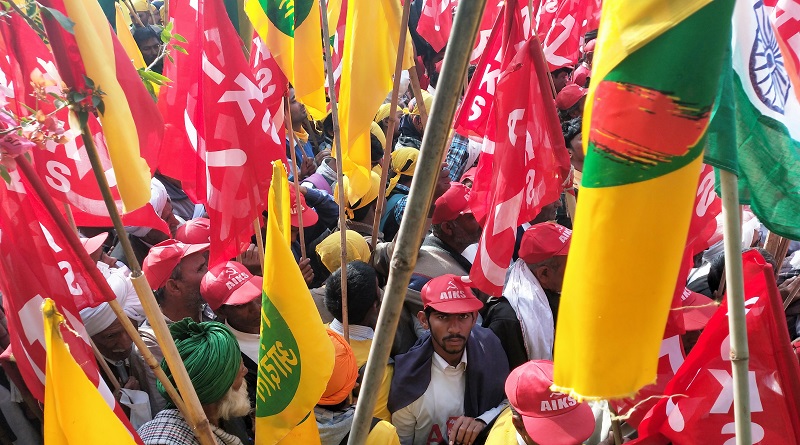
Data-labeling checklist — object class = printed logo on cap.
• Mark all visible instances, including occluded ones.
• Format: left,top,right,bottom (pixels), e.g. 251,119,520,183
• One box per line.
439,281,468,301
539,391,579,414
556,226,572,244
223,267,251,290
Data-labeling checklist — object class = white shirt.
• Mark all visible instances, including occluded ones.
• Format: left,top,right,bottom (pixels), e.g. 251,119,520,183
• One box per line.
392,350,507,445
226,322,259,365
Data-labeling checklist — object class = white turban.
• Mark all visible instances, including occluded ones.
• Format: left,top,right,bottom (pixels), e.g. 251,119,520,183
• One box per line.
125,178,170,238
80,268,143,337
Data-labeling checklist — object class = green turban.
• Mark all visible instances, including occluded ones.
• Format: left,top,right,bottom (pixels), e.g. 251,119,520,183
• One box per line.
157,319,241,406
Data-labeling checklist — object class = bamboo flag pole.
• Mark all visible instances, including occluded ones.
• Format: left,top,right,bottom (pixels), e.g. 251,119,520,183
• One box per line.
253,217,265,265
370,0,413,250
91,341,122,393
319,0,349,343
347,1,488,442
13,157,190,418
68,117,216,445
63,202,78,233
284,95,308,260
719,170,752,445
408,68,429,130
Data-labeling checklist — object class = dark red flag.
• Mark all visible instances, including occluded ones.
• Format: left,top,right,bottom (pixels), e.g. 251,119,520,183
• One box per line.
537,0,601,70
417,0,459,53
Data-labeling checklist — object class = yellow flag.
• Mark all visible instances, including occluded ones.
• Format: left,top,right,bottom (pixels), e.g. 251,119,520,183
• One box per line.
245,0,326,118
255,162,334,444
60,0,152,211
338,0,414,201
114,5,146,70
42,299,138,444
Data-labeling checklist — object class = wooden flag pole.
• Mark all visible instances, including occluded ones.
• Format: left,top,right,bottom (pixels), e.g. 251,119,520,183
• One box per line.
284,94,308,260
69,117,216,445
14,156,190,418
122,0,146,28
764,231,791,268
408,67,429,130
253,217,265,265
319,0,349,343
347,0,489,442
370,0,414,250
91,341,122,393
719,170,752,445
63,202,78,233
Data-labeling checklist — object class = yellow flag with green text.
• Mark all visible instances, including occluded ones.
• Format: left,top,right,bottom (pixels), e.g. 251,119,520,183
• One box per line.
256,161,334,444
42,299,138,445
337,0,414,200
245,0,326,117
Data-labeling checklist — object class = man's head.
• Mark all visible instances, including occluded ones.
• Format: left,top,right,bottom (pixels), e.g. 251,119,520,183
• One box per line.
562,117,584,172
80,298,135,362
132,25,162,65
531,198,563,225
431,183,482,251
201,261,263,334
555,84,587,120
506,360,595,445
334,172,382,223
288,88,308,127
417,275,483,364
550,67,572,93
319,329,358,409
157,320,249,420
387,146,419,190
375,103,403,140
126,178,179,244
175,217,211,244
289,187,319,242
143,239,210,306
324,261,381,328
316,231,371,274
79,232,109,264
409,91,434,134
519,223,572,292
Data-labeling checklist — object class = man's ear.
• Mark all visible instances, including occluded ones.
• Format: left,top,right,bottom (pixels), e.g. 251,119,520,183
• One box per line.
417,311,429,330
439,221,454,236
165,278,181,297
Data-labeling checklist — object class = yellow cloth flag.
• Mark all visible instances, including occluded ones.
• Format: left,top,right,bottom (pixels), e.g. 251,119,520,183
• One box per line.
42,299,138,445
115,5,146,70
256,161,334,445
337,0,414,201
61,0,152,211
245,0,326,118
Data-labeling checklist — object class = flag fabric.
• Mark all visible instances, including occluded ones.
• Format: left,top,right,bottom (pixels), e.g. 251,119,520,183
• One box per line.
159,0,284,268
469,0,505,64
469,19,571,295
537,0,602,70
115,4,146,70
38,0,161,212
326,0,348,98
337,0,414,201
245,0,326,117
704,0,800,240
416,0,458,53
43,299,139,445
552,0,735,399
0,171,141,441
256,161,334,445
0,14,169,235
771,0,800,102
633,250,800,444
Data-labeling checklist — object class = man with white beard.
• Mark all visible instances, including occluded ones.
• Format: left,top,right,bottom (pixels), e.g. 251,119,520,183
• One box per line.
137,319,251,445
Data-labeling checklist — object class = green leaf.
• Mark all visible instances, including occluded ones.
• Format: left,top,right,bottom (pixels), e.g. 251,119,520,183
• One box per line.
82,75,95,89
40,6,75,34
96,101,105,115
0,165,11,186
173,33,187,43
91,95,102,108
167,53,174,64
165,21,173,32
172,44,187,55
72,92,86,103
47,92,63,101
160,28,171,43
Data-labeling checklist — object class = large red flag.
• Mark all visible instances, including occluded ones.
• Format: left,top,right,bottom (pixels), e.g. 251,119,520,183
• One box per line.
0,170,142,442
470,0,507,64
417,0,459,53
537,0,601,70
633,250,800,444
0,14,168,235
469,33,571,296
159,0,284,267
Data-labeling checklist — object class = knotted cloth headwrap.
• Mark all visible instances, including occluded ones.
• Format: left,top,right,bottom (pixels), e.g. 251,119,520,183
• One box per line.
319,329,358,406
157,319,241,406
374,103,402,123
385,147,419,195
315,230,372,273
370,122,386,151
334,172,381,218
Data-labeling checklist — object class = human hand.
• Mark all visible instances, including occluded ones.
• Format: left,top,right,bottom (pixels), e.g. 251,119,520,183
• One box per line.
448,416,485,445
241,244,262,276
298,257,314,285
299,156,317,180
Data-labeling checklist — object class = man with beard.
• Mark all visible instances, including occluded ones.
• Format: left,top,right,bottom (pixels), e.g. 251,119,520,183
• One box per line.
389,275,509,445
138,319,250,444
133,25,164,74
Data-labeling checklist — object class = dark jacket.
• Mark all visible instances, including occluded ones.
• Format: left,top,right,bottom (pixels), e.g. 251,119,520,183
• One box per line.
482,298,528,371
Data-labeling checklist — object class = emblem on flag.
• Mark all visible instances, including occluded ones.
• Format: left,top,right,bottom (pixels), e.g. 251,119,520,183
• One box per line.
750,0,791,113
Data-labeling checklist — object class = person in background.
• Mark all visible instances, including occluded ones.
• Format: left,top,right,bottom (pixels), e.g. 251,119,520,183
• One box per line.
312,233,372,322
381,147,420,241
375,103,404,142
132,25,163,73
396,91,432,150
555,84,587,122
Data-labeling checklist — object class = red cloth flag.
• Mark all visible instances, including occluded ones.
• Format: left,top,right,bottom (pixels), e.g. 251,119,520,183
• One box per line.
417,0,459,53
770,0,800,103
159,0,284,267
537,0,601,70
470,0,507,64
633,250,800,444
0,171,142,442
0,15,168,235
469,32,571,296
327,0,348,98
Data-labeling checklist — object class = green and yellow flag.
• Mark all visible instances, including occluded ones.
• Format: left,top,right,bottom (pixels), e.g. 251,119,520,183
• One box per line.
337,0,414,200
552,0,734,399
245,0,326,117
42,299,137,445
256,161,334,444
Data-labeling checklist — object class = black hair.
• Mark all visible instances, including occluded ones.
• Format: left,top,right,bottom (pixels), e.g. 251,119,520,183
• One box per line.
584,29,598,42
153,262,182,304
707,247,778,297
324,261,379,324
132,25,162,46
551,67,572,78
562,117,582,147
370,134,384,165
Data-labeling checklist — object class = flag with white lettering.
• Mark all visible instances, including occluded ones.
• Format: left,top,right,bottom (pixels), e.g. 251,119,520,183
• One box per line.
0,13,169,235
470,0,506,64
633,250,800,444
159,0,284,267
469,31,571,296
537,0,601,70
417,0,458,53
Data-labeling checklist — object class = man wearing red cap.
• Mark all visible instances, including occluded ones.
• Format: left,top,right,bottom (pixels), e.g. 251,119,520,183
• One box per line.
390,274,509,445
555,84,587,121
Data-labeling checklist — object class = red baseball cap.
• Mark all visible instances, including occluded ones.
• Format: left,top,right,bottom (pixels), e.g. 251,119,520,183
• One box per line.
584,39,596,53
555,83,587,110
421,274,483,313
289,187,319,227
432,183,472,225
506,360,595,445
679,287,718,331
519,222,572,264
79,232,108,256
142,239,210,290
200,261,262,311
175,217,211,244
572,64,590,87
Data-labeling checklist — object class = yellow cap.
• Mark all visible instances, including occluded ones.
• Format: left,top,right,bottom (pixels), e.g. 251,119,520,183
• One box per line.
316,231,371,273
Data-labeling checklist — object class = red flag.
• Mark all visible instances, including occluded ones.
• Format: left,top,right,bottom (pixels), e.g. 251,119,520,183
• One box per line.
633,250,800,444
771,0,800,103
0,13,168,234
469,33,571,296
0,170,142,442
537,0,601,70
417,0,459,53
470,0,506,64
159,0,284,267
327,0,348,98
